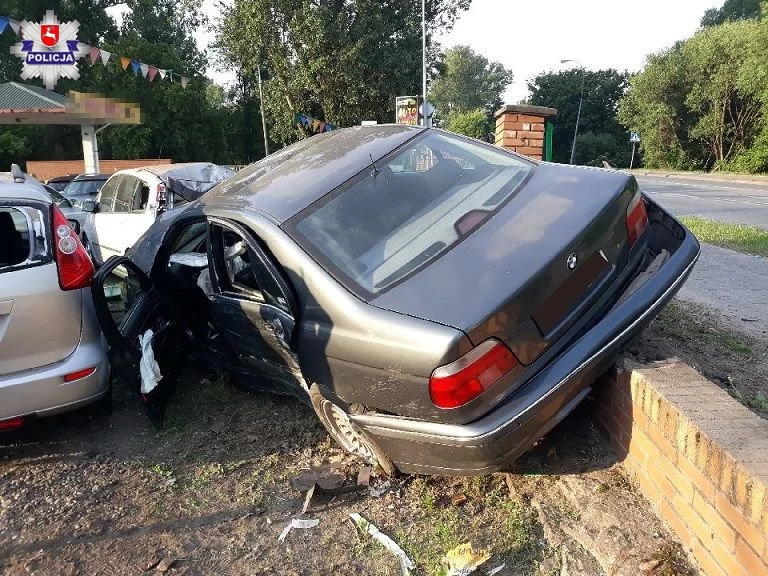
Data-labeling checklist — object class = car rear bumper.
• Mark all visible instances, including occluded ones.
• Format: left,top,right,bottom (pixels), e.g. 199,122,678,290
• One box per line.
351,225,700,475
0,331,110,422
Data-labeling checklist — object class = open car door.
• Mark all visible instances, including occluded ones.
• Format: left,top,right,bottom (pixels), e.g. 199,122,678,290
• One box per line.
92,256,189,426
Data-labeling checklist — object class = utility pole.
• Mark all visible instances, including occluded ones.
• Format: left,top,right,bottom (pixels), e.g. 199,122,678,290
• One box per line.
561,59,585,164
257,65,269,156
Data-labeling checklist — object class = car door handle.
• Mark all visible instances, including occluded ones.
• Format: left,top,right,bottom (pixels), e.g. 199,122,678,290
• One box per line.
0,300,13,316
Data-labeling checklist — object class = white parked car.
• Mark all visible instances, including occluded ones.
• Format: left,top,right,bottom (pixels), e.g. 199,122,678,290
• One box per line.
82,163,235,264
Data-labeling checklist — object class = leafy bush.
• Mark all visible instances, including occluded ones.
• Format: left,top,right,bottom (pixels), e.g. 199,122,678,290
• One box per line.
445,109,492,140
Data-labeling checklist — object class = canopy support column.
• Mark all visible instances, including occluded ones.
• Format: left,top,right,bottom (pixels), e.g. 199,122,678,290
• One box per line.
80,124,100,174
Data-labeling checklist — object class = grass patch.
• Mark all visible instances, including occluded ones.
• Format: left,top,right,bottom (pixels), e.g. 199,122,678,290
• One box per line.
655,301,754,356
680,216,768,257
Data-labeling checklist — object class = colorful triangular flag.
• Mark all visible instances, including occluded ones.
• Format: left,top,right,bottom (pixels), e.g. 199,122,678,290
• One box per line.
100,50,111,65
158,69,167,80
8,19,20,35
148,66,158,82
0,17,8,34
130,59,141,75
89,46,100,65
139,63,149,77
181,76,189,88
120,56,131,70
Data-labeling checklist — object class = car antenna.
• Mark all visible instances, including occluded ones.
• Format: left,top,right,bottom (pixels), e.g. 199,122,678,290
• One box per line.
369,154,380,177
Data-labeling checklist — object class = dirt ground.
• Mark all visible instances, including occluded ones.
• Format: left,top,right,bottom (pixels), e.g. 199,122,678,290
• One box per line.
0,360,696,576
629,299,768,418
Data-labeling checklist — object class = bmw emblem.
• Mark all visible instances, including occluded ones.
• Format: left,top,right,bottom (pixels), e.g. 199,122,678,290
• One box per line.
566,253,578,271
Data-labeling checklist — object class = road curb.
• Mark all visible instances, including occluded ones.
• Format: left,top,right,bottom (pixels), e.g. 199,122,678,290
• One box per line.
632,170,768,186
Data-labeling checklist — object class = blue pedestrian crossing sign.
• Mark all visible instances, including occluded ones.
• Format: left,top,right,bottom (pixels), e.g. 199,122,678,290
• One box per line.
630,132,641,143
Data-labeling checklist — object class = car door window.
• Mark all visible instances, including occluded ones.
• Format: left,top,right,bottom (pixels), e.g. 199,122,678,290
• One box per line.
114,176,140,213
0,207,31,268
210,224,293,315
132,181,151,212
98,176,121,213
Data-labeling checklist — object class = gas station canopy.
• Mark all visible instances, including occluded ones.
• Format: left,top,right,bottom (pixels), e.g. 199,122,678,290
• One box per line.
0,82,141,172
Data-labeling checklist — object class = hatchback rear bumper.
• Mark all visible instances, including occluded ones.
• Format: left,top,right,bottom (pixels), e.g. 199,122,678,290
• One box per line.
351,224,700,475
0,333,109,422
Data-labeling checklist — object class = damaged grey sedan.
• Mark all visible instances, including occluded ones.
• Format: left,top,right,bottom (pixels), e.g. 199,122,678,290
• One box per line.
91,125,699,476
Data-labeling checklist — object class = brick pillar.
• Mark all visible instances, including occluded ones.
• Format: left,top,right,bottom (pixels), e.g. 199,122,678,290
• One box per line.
495,104,557,161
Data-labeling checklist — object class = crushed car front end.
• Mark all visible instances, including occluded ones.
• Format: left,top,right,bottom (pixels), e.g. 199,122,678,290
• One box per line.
348,196,699,475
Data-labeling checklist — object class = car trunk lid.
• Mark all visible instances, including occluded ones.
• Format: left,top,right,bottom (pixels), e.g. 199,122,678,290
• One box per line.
0,204,82,375
370,164,637,364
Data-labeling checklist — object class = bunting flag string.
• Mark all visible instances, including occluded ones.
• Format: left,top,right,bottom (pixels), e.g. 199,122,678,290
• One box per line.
0,13,192,88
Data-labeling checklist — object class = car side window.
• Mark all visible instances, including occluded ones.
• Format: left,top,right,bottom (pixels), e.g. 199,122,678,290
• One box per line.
132,182,150,212
210,224,293,315
98,176,121,213
0,207,31,268
114,176,139,213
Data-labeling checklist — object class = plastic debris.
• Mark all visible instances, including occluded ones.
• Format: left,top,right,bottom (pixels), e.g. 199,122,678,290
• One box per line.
368,480,391,498
301,485,315,514
350,513,414,576
357,466,372,487
277,518,319,543
441,543,491,576
487,564,505,576
290,465,364,496
138,329,162,394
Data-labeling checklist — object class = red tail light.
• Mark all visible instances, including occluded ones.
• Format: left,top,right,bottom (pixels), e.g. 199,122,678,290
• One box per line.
156,182,166,202
0,417,24,431
64,367,97,382
429,339,519,409
626,192,649,247
51,204,94,291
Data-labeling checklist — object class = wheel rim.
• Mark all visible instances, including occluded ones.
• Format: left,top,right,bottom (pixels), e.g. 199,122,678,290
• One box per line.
326,402,376,465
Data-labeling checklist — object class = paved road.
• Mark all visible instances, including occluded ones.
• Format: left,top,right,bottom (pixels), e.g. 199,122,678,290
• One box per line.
636,174,768,229
677,244,768,340
630,174,768,340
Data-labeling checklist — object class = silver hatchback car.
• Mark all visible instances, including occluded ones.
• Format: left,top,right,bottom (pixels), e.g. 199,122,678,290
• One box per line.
0,165,109,430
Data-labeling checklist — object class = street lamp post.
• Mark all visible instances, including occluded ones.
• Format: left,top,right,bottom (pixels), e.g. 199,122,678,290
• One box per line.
561,59,585,165
422,0,427,127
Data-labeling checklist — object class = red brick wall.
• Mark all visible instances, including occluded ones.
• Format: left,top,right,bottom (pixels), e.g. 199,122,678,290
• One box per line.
494,105,556,161
26,159,173,183
594,359,768,576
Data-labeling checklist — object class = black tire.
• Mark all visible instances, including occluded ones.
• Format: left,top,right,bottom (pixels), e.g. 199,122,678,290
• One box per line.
309,383,396,477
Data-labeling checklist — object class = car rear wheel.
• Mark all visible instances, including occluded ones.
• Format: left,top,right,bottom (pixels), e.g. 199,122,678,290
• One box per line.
309,384,395,477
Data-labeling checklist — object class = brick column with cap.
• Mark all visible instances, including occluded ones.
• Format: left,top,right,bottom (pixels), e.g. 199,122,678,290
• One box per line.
495,104,557,161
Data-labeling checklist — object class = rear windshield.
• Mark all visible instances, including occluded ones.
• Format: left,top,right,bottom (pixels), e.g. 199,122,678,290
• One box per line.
290,131,532,297
64,179,105,199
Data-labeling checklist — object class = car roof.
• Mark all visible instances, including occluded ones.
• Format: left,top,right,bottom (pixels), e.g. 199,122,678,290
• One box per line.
72,173,110,180
47,174,78,182
0,172,50,202
202,124,424,223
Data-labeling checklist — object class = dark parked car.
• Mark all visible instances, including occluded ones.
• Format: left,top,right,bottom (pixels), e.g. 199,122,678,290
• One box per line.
91,125,699,476
62,173,110,207
45,174,79,192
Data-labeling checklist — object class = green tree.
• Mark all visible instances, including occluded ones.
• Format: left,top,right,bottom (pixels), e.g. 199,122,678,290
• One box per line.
217,0,471,145
701,0,762,27
445,109,492,139
430,45,512,122
618,20,767,171
527,69,629,166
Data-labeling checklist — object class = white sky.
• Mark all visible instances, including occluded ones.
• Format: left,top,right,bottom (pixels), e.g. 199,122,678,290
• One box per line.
437,0,719,103
111,0,721,103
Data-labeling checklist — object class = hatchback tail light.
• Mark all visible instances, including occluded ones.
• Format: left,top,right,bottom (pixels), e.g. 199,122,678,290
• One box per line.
626,192,649,247
156,182,166,203
0,417,24,431
429,339,519,409
51,204,94,291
